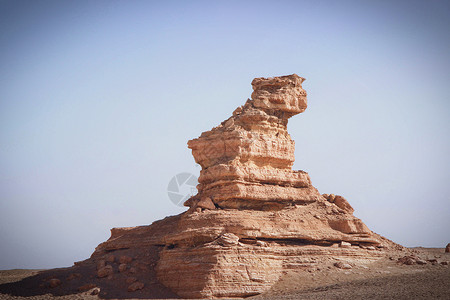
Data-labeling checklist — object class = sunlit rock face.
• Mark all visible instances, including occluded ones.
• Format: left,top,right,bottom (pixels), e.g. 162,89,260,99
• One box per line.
186,74,321,210
91,75,402,299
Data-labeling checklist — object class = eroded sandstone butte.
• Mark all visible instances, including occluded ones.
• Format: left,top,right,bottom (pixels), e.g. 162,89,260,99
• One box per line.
1,75,404,299
92,74,401,298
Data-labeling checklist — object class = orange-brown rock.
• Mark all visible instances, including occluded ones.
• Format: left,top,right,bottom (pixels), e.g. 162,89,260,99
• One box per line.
127,281,144,292
324,194,354,214
251,75,307,115
88,74,404,298
196,196,216,210
118,263,127,273
186,75,322,210
48,278,61,288
97,265,113,278
119,255,133,264
5,75,405,299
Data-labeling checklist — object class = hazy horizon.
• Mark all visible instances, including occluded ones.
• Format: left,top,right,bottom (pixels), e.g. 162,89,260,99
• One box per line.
1,0,449,269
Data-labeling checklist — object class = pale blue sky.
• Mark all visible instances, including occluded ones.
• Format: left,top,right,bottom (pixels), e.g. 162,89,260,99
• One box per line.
0,0,449,269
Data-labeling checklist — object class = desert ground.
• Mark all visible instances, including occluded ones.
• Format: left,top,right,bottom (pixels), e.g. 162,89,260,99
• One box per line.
0,247,448,300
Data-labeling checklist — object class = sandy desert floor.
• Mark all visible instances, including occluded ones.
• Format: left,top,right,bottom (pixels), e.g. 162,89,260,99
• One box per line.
0,248,448,300
251,248,450,300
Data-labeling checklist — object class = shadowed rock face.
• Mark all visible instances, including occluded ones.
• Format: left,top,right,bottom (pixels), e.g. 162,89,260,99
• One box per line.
0,75,405,299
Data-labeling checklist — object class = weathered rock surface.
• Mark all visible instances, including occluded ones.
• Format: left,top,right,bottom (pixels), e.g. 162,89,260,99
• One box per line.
334,261,352,269
90,74,403,298
186,75,319,210
398,255,419,265
0,75,406,299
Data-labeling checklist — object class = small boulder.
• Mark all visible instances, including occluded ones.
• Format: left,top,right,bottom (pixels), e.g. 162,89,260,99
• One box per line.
97,265,113,278
217,233,240,247
119,255,133,264
328,194,336,203
446,243,450,253
119,263,128,273
196,197,216,210
334,195,354,213
441,261,449,265
334,262,352,269
398,256,416,265
340,241,352,248
256,240,268,247
49,278,61,288
91,288,100,295
128,281,145,292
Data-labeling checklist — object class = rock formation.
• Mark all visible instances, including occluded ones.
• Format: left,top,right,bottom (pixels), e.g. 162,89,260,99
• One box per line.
0,74,405,299
185,75,317,210
150,74,396,298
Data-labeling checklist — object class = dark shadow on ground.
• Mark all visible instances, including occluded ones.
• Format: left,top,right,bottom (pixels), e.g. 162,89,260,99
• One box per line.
0,246,179,299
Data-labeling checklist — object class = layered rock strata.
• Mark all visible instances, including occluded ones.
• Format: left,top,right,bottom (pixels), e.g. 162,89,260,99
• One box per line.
144,75,395,297
1,75,404,299
185,75,316,210
96,74,399,298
